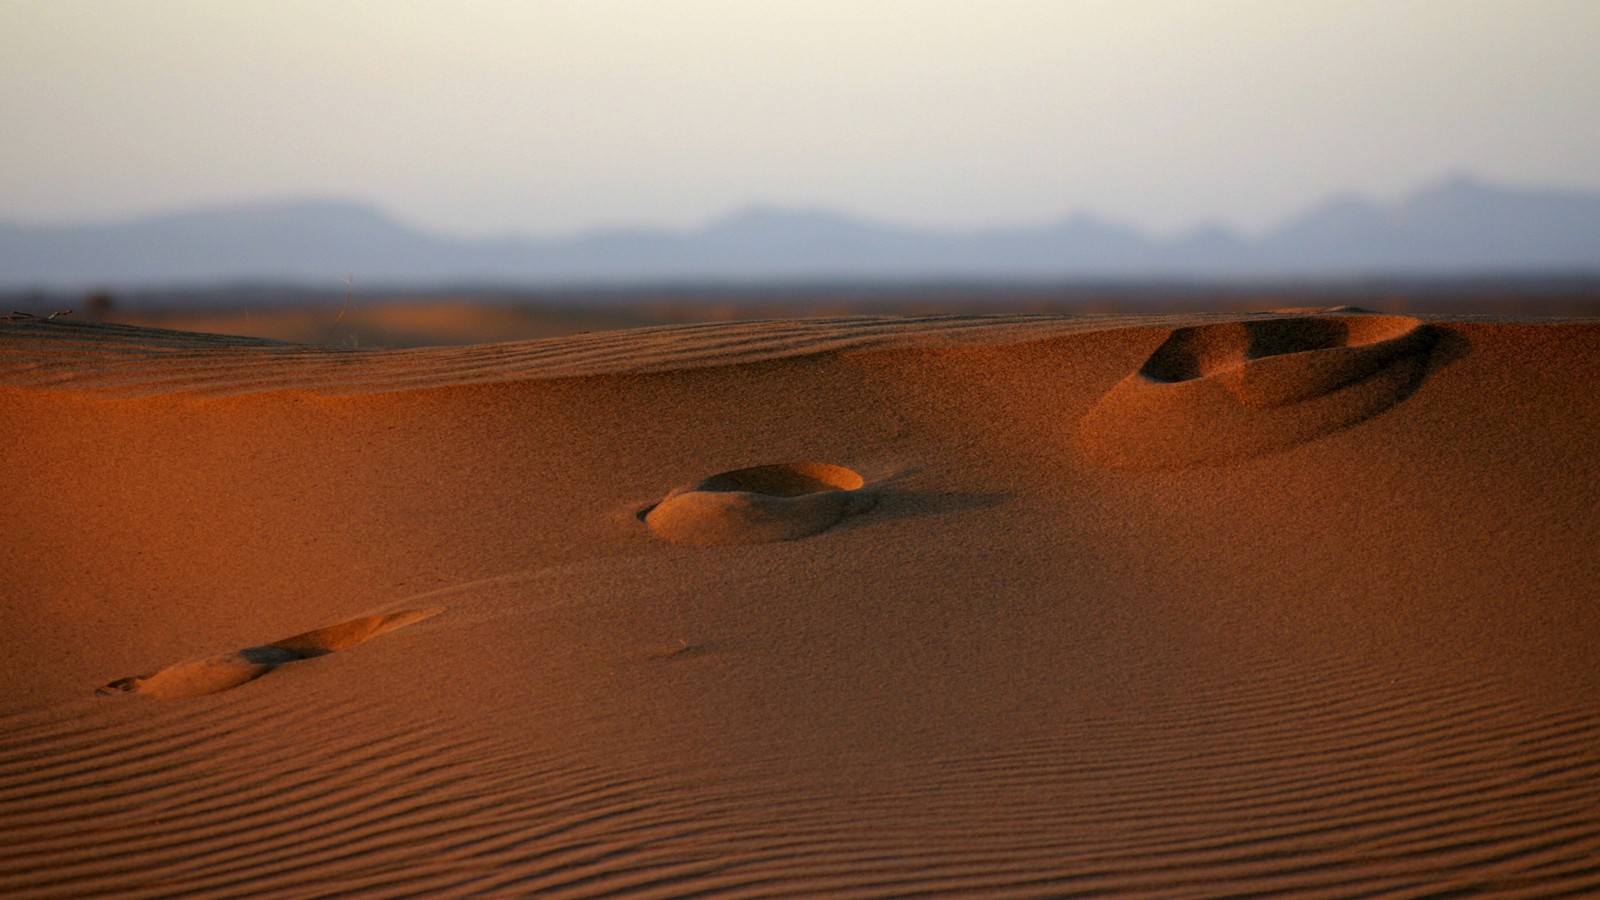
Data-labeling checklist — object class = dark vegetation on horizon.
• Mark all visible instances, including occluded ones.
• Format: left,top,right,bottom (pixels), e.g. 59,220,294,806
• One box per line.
7,278,1596,348
8,276,1600,319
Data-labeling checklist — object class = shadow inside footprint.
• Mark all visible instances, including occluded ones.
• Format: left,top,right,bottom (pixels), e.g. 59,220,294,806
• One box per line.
97,607,442,699
644,462,877,546
1078,314,1437,469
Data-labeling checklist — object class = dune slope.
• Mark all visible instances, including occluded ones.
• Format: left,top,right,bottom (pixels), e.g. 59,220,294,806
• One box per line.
2,311,1599,897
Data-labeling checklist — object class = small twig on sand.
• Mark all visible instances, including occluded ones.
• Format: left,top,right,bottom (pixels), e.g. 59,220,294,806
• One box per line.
336,272,353,326
1,309,72,323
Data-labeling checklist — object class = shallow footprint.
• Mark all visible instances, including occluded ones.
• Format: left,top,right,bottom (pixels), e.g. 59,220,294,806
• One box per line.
643,462,876,546
1078,314,1435,469
97,607,443,699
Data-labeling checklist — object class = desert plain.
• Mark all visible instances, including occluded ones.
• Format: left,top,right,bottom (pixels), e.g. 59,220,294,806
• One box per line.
2,301,1599,896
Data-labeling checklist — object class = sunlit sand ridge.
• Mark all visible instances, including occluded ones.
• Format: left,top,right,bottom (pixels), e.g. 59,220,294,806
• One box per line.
2,309,1599,896
95,608,442,699
643,462,876,546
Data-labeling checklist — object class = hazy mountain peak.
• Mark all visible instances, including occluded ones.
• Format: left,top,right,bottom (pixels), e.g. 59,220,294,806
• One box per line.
1050,211,1132,232
1172,220,1246,245
704,204,887,235
139,197,407,230
3,176,1598,287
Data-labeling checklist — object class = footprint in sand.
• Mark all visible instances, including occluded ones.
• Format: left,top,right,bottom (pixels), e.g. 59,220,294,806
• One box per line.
96,607,442,699
643,462,877,546
1078,314,1436,469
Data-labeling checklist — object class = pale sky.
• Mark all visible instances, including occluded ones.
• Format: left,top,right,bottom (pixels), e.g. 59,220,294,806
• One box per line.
2,0,1597,237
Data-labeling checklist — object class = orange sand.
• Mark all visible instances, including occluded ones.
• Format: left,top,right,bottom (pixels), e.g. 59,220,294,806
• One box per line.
2,310,1599,896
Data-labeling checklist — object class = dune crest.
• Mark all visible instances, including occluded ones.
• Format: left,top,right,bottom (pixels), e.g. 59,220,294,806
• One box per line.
95,607,442,699
644,462,876,546
1078,313,1436,469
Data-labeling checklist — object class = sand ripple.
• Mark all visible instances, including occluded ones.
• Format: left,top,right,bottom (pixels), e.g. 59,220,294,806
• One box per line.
3,658,1598,896
1,313,1233,397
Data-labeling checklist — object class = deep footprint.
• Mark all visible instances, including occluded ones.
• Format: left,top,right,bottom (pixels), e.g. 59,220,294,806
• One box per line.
96,607,443,699
644,462,876,546
1078,314,1436,469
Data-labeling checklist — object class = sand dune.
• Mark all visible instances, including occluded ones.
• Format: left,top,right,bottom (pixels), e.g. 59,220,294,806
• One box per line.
3,309,1599,896
1079,313,1439,468
644,462,876,546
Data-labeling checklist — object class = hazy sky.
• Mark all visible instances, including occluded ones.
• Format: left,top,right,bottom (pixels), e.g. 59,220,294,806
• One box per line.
2,1,1598,237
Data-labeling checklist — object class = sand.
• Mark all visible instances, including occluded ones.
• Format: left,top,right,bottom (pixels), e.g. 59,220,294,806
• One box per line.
2,308,1599,896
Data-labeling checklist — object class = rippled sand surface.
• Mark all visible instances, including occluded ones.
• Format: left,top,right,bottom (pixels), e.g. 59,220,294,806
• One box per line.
3,310,1599,896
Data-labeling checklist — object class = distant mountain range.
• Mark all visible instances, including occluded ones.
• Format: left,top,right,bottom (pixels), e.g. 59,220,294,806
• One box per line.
3,176,1599,288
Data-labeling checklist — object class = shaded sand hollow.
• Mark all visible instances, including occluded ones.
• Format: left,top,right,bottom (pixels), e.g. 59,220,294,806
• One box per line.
2,310,1600,896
